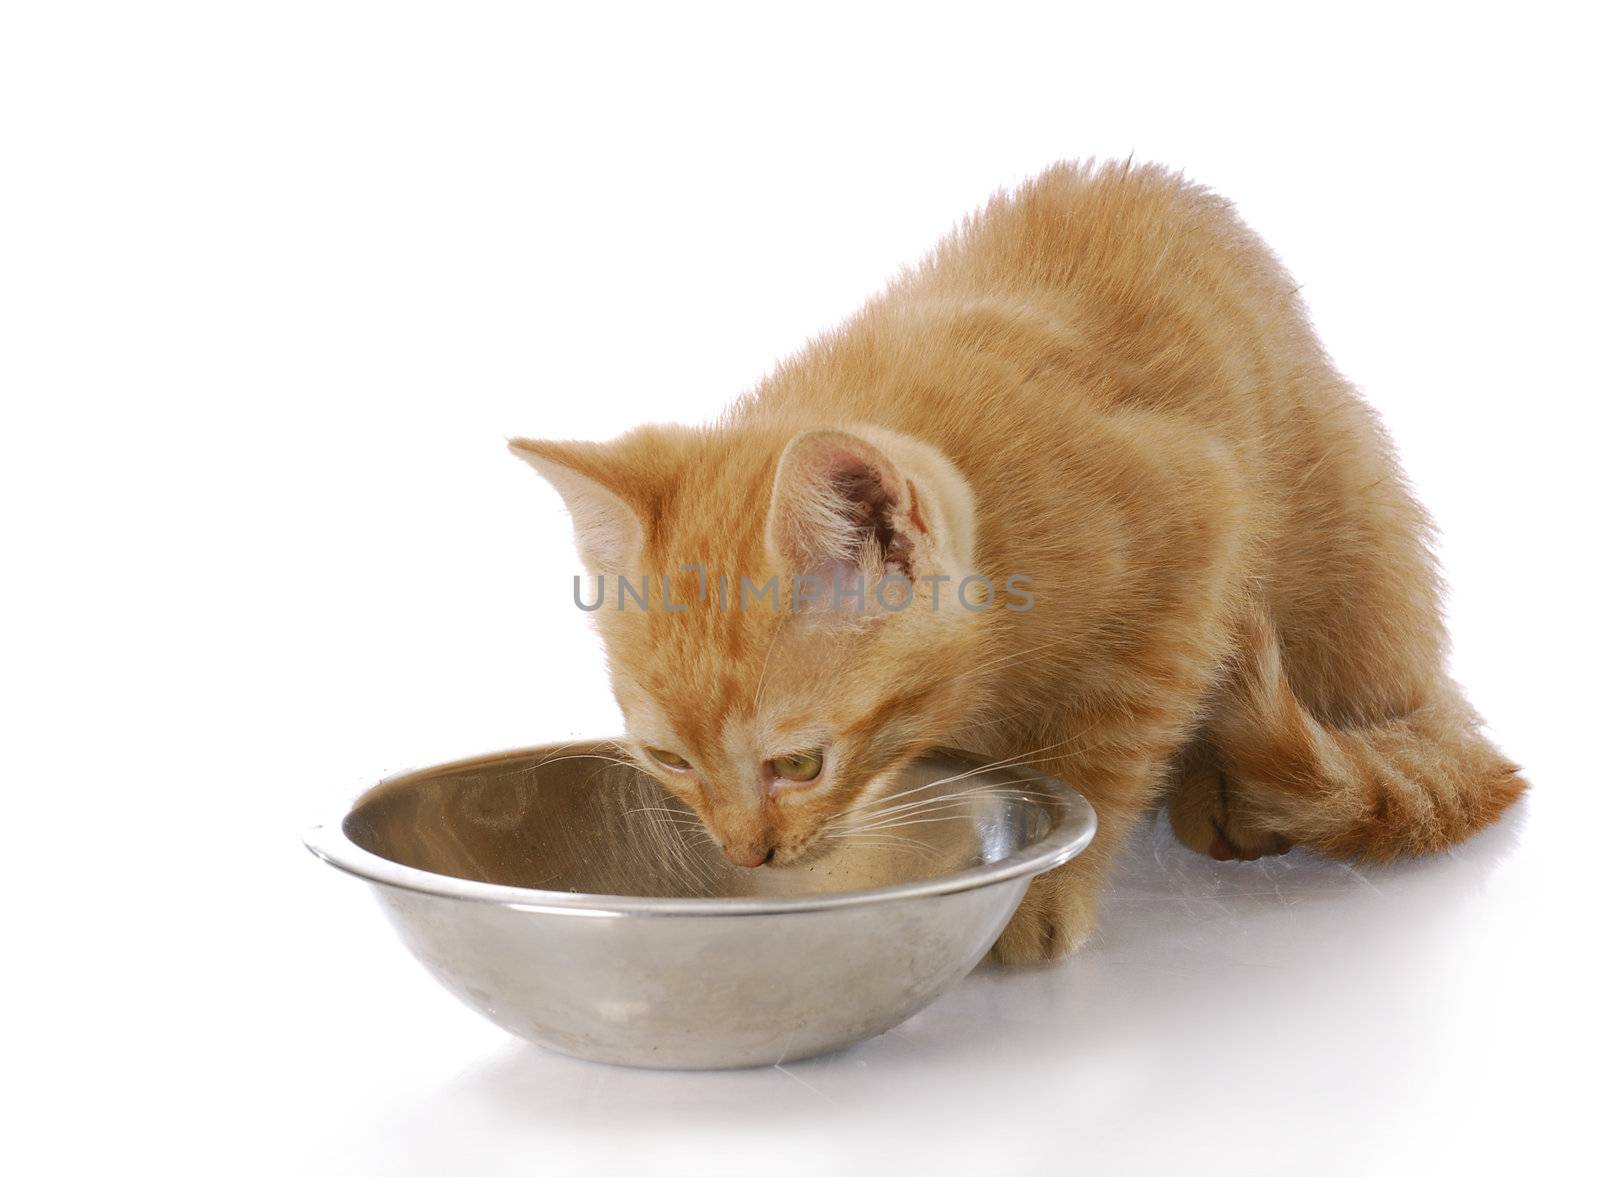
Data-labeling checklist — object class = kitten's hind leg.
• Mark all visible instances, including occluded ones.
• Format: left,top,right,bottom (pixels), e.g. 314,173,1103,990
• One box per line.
1191,606,1526,862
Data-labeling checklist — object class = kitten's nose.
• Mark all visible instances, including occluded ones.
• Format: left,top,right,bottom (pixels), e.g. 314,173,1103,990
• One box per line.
722,841,774,868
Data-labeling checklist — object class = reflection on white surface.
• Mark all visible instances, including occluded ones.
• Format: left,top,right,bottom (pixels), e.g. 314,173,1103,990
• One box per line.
284,788,1585,1177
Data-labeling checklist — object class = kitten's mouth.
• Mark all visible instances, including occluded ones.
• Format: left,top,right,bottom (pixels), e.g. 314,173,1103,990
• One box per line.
762,837,832,870
718,829,830,869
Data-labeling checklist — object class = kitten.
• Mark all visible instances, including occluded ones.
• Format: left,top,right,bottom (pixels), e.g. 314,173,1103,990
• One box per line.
512,161,1526,963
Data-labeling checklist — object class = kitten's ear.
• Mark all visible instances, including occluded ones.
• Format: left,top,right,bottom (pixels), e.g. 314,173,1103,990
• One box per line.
765,430,924,583
508,438,644,575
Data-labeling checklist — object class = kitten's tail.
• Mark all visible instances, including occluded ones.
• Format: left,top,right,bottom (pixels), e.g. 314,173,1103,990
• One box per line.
1211,610,1527,861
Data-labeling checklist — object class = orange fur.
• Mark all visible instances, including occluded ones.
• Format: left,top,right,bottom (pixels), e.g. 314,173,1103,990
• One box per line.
512,161,1526,963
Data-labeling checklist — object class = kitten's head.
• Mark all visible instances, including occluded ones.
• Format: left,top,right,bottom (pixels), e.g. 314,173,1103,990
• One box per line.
512,423,989,867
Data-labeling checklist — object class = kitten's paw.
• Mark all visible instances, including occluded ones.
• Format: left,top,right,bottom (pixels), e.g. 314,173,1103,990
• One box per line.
1202,821,1295,862
1167,757,1293,862
987,886,1095,965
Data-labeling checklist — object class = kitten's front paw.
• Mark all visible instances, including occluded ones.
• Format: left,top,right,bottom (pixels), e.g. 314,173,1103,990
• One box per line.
987,883,1096,965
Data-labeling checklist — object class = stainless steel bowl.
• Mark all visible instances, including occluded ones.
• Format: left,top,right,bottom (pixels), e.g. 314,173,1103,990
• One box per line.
303,741,1094,1069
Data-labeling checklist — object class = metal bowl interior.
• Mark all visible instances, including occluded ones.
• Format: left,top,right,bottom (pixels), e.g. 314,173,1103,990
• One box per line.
304,742,1095,1067
307,742,1095,915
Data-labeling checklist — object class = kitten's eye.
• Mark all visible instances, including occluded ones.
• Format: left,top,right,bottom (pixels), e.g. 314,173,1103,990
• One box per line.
767,749,825,784
645,747,692,772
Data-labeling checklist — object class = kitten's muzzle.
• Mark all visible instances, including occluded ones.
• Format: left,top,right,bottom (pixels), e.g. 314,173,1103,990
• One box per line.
722,839,775,868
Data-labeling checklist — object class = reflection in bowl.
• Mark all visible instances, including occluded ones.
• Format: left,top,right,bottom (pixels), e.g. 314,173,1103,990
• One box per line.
304,741,1094,1069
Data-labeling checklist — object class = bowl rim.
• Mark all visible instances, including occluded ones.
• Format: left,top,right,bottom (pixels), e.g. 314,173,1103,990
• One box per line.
302,741,1097,917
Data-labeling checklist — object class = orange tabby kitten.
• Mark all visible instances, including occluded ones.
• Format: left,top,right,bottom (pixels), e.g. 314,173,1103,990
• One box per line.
512,161,1526,963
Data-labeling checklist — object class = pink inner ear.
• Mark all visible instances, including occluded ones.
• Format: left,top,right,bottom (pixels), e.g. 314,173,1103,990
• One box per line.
905,480,929,535
770,430,917,582
831,461,913,575
811,557,864,606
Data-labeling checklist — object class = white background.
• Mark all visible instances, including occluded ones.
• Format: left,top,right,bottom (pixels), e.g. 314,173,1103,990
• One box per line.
4,3,1596,1174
